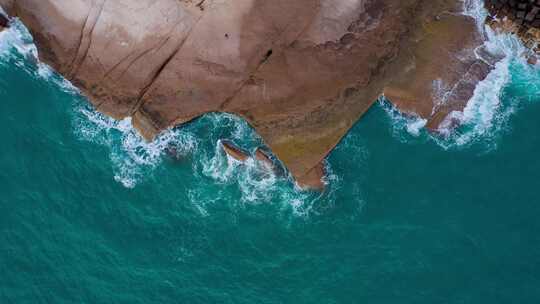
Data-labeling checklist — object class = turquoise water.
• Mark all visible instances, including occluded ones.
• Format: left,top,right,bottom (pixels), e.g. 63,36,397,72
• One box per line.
2,10,540,304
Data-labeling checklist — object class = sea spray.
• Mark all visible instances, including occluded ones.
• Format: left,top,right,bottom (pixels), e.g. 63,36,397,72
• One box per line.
3,3,540,301
379,97,428,142
0,19,37,70
0,18,76,94
0,16,344,217
383,0,535,150
73,103,198,188
71,100,328,216
433,13,533,149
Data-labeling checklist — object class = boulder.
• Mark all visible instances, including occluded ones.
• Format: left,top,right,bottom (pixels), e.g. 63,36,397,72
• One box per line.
486,0,540,54
528,55,538,65
255,148,274,169
0,0,496,189
296,162,326,191
221,141,249,162
0,13,9,31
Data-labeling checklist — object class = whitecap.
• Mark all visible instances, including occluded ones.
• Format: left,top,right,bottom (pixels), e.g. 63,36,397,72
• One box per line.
434,52,512,149
73,104,198,188
1,14,338,216
432,3,528,149
0,18,37,64
383,0,532,149
379,97,428,140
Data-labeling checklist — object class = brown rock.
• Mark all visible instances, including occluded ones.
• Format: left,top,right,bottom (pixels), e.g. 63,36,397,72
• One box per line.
384,12,493,131
297,162,326,190
221,141,249,162
0,0,495,188
528,55,538,65
255,148,274,169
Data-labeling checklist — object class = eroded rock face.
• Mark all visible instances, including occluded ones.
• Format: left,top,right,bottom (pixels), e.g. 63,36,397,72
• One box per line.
0,0,495,188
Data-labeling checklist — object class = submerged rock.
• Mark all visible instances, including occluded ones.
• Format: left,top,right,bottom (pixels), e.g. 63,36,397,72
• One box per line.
0,12,8,31
221,141,249,162
528,55,538,65
255,148,274,169
0,0,498,188
165,144,185,161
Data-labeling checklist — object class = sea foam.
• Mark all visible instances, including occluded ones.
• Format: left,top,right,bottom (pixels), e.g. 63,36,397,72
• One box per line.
0,11,354,217
73,105,198,188
384,0,532,150
73,105,327,217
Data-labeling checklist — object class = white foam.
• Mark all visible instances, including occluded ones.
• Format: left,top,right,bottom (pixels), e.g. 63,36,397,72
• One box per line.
433,2,529,148
0,19,37,62
201,139,238,184
0,18,79,94
73,105,198,188
73,106,323,216
380,97,428,140
462,0,488,30
383,0,530,149
1,16,334,216
435,52,512,148
191,113,336,215
199,138,283,204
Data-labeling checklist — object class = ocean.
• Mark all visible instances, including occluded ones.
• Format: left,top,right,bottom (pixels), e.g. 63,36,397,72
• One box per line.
1,2,540,303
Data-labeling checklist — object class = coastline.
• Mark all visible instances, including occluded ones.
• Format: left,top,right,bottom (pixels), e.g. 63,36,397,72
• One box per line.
0,0,508,189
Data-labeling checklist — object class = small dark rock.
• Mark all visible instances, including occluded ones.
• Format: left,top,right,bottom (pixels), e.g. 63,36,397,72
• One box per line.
0,14,9,29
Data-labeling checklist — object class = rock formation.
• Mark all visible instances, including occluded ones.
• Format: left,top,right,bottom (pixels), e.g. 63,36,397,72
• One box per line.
486,0,540,63
255,148,275,170
486,0,540,29
0,0,496,188
221,141,249,162
0,11,8,31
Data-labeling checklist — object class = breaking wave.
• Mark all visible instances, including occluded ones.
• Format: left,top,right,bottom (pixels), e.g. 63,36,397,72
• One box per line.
0,16,334,216
8,1,534,216
72,104,333,216
0,17,75,91
379,97,428,142
385,0,538,150
73,105,198,188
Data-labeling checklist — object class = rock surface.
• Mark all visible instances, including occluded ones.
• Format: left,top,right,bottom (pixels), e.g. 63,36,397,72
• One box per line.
221,141,249,162
0,0,495,188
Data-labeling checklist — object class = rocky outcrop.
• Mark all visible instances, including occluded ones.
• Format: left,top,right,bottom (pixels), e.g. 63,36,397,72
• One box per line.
221,141,249,162
255,148,275,169
0,0,496,188
486,0,540,28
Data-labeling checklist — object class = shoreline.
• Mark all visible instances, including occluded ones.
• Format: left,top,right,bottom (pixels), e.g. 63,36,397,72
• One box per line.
0,0,509,189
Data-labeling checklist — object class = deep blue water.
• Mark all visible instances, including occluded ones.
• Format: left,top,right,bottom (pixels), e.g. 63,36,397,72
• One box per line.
2,10,540,304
